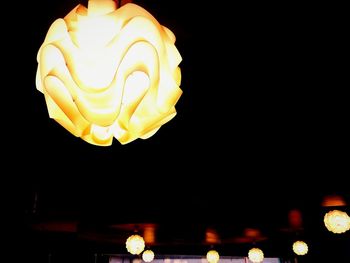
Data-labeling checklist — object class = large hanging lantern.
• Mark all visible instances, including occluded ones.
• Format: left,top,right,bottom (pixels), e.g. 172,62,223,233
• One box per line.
248,248,264,263
126,234,145,255
36,0,182,146
142,249,155,262
292,240,308,256
324,210,350,234
206,250,220,263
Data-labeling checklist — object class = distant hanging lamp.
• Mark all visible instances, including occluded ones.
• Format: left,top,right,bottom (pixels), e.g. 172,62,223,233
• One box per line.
142,249,155,262
126,234,145,255
206,249,220,263
324,210,350,234
36,0,182,146
292,240,308,256
248,248,264,263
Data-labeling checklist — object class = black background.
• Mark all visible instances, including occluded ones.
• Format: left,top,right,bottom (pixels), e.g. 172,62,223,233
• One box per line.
3,0,349,261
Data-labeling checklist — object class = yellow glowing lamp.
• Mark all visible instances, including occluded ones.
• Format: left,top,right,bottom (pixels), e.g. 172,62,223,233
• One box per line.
126,234,145,255
248,248,264,263
324,210,350,234
206,250,220,263
36,0,182,146
292,240,308,256
142,250,155,262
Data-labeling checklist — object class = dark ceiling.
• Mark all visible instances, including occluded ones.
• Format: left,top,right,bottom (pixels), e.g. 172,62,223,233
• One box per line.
5,0,349,262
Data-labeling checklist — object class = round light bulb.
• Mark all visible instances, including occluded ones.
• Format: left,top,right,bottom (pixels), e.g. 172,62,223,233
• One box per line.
248,248,264,263
125,234,145,255
206,250,220,263
142,250,155,262
292,240,308,256
324,210,350,234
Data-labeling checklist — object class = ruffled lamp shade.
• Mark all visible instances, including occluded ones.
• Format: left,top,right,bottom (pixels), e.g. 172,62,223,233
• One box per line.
36,0,182,146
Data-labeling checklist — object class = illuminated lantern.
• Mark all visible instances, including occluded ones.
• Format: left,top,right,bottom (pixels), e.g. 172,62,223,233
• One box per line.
126,234,145,255
142,250,155,262
248,248,264,263
206,250,220,263
292,240,308,256
36,0,182,146
324,210,350,234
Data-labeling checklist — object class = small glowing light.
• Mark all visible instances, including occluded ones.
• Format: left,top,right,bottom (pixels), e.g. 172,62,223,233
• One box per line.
324,210,350,234
142,250,155,262
206,250,219,263
126,234,145,255
248,248,264,263
292,240,308,256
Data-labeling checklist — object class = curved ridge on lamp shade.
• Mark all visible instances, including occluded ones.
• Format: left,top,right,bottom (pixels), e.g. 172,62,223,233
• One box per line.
36,0,182,146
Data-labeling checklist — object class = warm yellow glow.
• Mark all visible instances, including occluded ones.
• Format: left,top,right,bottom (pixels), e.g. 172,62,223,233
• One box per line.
142,250,155,262
324,210,350,234
36,0,182,146
126,234,145,255
206,250,219,263
248,248,264,263
292,240,308,256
